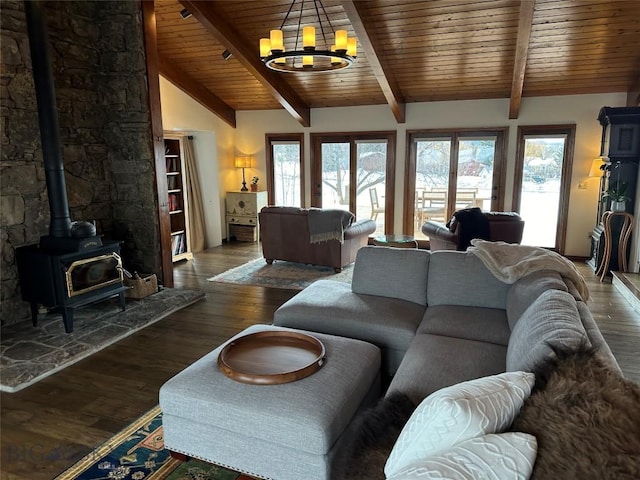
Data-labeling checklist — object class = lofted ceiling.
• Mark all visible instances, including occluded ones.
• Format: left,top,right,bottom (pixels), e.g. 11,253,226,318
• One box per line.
153,0,640,127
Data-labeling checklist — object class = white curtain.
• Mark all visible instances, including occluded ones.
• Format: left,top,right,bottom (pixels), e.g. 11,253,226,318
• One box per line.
183,136,206,252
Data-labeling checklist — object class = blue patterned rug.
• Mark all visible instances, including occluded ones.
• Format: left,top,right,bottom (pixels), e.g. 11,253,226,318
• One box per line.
207,258,353,290
54,406,255,480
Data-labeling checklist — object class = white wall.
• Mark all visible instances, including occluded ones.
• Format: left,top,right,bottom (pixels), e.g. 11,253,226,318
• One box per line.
235,93,629,257
159,76,236,247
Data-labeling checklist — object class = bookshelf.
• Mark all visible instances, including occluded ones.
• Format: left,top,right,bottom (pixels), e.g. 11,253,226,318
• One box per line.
165,135,193,262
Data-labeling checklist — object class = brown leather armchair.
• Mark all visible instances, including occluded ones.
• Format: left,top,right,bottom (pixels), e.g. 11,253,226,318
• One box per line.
259,206,376,272
422,209,524,251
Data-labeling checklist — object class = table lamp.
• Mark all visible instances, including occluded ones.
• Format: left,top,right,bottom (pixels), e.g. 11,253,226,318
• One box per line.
234,155,252,191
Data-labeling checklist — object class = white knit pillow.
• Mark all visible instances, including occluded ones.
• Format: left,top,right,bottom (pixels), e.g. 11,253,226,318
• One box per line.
387,432,538,480
384,371,535,478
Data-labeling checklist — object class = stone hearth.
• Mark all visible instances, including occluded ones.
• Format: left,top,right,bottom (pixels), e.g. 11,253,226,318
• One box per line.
1,287,205,393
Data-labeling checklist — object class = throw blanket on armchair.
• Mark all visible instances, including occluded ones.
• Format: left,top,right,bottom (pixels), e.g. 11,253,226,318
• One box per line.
468,239,590,302
308,208,355,244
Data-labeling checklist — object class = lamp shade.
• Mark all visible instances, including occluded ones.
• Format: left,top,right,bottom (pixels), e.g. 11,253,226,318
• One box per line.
588,158,604,177
234,156,252,169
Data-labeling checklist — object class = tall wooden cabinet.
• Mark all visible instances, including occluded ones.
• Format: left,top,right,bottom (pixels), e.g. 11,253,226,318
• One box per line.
588,107,640,273
164,135,193,262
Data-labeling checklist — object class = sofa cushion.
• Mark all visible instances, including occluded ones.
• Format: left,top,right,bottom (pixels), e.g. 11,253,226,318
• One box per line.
273,279,426,374
352,246,430,306
418,305,510,346
427,251,509,309
387,334,507,405
385,371,535,478
387,433,537,480
506,270,567,330
506,289,590,372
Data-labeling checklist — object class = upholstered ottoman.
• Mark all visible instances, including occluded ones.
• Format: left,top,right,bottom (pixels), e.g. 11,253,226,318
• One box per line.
159,324,381,480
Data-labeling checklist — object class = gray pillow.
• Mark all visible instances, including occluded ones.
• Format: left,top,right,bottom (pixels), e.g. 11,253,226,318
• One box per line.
506,289,590,372
352,246,430,306
506,271,567,330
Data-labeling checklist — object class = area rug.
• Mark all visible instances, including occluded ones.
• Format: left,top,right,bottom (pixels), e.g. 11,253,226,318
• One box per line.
55,406,255,480
207,258,353,290
1,288,205,393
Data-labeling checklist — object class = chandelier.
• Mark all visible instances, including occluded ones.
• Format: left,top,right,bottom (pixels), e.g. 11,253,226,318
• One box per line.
259,0,357,73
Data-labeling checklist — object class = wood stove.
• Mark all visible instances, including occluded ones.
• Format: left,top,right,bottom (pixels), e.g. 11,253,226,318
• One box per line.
15,2,127,333
16,241,126,333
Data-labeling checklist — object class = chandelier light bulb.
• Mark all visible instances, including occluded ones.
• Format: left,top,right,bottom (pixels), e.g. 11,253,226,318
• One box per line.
260,38,271,58
303,26,316,49
330,45,340,65
270,29,284,51
347,37,357,57
335,30,348,52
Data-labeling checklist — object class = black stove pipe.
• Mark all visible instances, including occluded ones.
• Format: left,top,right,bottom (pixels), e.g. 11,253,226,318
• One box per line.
24,0,71,238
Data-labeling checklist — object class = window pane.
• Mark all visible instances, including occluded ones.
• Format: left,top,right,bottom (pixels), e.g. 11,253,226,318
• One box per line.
273,142,301,207
414,139,451,238
520,136,565,248
457,137,495,211
321,142,350,210
356,140,387,235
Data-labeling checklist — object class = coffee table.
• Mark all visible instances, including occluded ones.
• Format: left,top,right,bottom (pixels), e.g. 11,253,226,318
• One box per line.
373,234,418,248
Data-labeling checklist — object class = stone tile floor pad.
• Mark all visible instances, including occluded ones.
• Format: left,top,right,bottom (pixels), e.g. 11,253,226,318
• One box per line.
0,288,205,393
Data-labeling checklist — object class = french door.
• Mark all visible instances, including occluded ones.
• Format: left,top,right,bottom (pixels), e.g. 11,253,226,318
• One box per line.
311,132,396,235
513,125,575,253
266,134,304,207
406,129,507,239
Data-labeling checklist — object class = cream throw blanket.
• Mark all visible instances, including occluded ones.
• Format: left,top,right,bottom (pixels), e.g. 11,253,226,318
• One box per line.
307,208,355,244
468,239,590,302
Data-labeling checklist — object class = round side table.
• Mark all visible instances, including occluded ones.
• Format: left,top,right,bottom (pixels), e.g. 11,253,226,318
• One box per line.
596,211,634,282
372,234,418,249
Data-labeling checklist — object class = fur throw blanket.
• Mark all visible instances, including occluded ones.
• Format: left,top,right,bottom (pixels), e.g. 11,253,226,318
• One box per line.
468,239,589,301
332,392,416,480
307,208,355,244
511,345,640,479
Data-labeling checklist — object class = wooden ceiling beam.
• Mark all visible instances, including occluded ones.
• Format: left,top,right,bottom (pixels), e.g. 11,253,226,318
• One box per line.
341,0,406,124
158,55,236,128
508,0,535,119
179,0,311,127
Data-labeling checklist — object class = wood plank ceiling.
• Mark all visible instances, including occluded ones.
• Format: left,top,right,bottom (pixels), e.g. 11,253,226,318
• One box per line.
153,0,640,127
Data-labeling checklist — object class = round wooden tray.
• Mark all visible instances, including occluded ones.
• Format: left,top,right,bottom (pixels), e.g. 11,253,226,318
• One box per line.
217,330,326,385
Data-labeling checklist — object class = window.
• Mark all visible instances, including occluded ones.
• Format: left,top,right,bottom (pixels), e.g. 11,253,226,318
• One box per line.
266,134,304,207
311,132,396,235
513,125,575,253
406,129,507,239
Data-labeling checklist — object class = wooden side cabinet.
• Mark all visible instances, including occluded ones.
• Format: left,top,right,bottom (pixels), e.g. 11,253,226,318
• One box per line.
165,135,193,262
226,191,268,243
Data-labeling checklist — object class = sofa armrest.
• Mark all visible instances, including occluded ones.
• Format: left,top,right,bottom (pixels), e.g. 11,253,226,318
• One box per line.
422,220,458,250
344,219,377,239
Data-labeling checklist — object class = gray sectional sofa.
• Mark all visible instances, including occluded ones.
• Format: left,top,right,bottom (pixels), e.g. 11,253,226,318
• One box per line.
274,245,620,405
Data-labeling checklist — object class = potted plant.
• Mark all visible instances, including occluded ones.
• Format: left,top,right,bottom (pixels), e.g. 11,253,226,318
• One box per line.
602,181,630,212
250,176,259,192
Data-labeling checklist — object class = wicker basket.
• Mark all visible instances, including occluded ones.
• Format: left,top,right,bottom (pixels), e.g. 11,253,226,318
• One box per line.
124,273,158,299
230,224,257,242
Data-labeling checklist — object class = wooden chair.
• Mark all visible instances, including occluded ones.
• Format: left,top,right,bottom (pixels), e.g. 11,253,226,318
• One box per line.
417,190,447,225
454,190,477,210
369,188,385,221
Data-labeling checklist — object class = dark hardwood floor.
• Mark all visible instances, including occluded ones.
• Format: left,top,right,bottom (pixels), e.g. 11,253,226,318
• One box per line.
1,242,638,480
